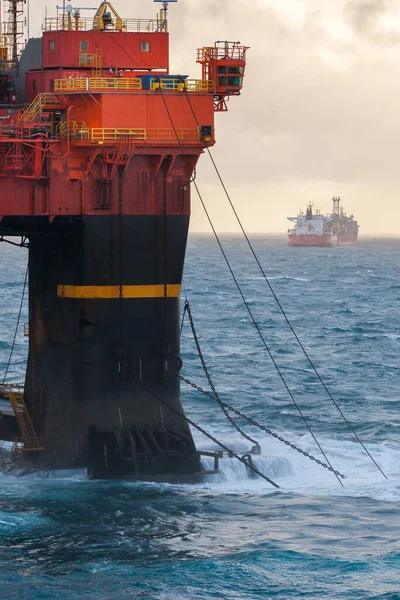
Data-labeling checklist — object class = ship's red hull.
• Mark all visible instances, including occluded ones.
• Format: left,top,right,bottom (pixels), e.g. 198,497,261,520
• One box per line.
288,234,337,247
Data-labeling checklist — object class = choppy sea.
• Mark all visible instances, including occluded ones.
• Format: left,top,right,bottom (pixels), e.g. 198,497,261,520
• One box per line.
0,234,399,600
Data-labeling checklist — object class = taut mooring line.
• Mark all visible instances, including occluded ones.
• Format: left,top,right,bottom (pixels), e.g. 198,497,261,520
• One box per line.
2,261,29,385
182,88,387,482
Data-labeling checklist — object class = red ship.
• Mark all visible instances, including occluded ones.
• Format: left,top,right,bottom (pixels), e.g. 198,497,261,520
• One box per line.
287,204,337,247
0,0,248,479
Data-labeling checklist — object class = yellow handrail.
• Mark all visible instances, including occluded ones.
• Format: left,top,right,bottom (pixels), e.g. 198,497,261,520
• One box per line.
1,385,45,452
62,126,212,144
150,78,214,92
53,77,213,94
44,17,164,33
53,77,143,92
90,128,147,142
18,93,61,124
65,121,89,140
146,128,202,141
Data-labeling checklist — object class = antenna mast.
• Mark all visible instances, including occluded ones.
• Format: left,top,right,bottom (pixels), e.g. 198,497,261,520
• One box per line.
154,0,177,32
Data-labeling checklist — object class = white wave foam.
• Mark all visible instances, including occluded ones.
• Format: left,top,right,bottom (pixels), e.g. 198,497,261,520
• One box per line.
268,276,310,282
0,434,397,501
201,454,292,486
193,429,400,501
0,440,12,450
0,465,89,481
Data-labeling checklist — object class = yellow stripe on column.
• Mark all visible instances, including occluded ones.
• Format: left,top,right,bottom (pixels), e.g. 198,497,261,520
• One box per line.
57,284,181,299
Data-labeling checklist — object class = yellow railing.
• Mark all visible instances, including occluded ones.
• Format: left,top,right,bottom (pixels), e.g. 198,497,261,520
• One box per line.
90,128,147,142
197,45,248,61
54,77,143,92
53,77,213,94
1,384,45,453
56,121,69,140
18,95,43,124
18,93,61,124
79,52,97,67
79,50,102,77
0,383,24,396
150,78,214,92
57,120,88,140
64,125,210,144
44,16,165,33
146,128,203,141
88,78,142,91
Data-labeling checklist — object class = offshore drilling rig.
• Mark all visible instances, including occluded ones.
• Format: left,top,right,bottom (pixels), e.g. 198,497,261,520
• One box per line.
0,0,248,478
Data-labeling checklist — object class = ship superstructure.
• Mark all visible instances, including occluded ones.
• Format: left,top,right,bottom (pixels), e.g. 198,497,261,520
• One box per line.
0,0,248,478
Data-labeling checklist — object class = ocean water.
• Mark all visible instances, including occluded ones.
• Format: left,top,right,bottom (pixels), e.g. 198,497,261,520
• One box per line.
0,234,399,600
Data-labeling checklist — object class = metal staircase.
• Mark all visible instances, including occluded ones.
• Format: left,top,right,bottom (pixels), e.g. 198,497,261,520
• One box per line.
18,93,62,124
0,384,45,459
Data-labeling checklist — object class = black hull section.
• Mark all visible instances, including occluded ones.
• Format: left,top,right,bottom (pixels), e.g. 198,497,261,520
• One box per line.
22,215,200,478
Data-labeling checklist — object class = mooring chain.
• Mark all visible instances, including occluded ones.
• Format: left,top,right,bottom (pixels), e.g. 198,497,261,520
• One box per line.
181,300,345,479
184,300,260,449
138,381,280,488
179,374,345,480
159,88,345,483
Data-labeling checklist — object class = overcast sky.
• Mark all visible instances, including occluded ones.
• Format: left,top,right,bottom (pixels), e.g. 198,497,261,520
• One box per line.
25,0,400,234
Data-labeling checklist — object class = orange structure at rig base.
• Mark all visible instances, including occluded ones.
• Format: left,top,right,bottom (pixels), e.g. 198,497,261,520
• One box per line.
0,0,248,480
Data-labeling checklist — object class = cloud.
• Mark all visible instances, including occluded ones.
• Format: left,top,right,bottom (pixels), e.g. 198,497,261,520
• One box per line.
343,0,400,44
171,1,396,185
345,0,388,35
26,0,400,232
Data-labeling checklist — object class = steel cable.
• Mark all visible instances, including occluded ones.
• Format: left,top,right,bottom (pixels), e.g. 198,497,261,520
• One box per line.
182,87,387,481
2,261,29,384
158,86,344,486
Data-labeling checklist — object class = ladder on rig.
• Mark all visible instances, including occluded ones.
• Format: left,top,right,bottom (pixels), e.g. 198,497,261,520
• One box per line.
18,93,62,124
0,384,45,458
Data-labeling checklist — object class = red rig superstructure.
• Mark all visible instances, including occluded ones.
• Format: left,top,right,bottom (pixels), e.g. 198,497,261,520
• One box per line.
0,1,248,479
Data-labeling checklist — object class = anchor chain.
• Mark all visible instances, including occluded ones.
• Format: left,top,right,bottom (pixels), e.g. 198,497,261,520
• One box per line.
179,374,345,480
183,300,260,450
138,380,280,489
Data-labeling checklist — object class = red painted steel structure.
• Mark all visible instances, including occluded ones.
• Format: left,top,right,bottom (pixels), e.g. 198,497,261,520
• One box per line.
0,1,248,479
